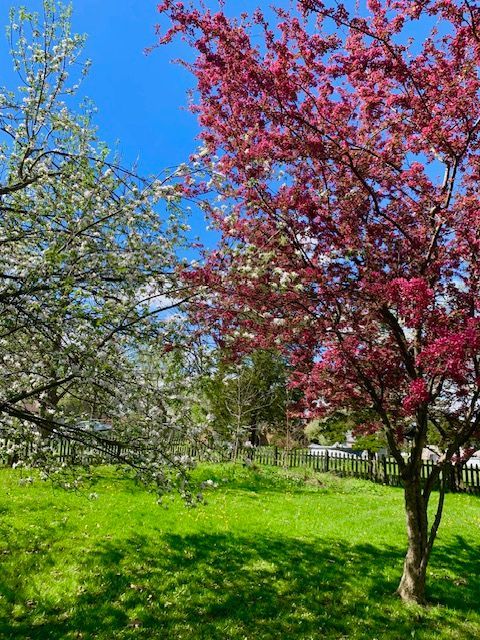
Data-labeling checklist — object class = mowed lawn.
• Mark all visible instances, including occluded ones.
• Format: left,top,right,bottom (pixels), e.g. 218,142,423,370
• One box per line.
0,464,479,640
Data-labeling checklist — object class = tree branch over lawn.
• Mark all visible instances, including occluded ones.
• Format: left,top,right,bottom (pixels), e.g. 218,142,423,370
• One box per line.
0,1,205,499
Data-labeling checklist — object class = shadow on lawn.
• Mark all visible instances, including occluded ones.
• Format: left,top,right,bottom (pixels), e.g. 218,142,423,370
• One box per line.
1,527,480,640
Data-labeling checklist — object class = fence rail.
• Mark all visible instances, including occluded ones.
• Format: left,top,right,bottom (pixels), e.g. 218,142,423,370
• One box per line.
2,438,480,494
0,437,124,467
242,446,480,494
169,443,480,495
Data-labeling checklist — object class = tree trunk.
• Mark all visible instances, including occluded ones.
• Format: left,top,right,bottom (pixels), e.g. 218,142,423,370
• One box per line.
451,450,464,492
249,414,259,447
397,478,429,604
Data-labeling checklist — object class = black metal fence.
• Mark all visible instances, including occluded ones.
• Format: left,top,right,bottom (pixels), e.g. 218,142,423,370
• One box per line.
0,437,124,467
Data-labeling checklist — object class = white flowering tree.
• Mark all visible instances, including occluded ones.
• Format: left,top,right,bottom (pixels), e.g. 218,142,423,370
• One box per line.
0,2,201,496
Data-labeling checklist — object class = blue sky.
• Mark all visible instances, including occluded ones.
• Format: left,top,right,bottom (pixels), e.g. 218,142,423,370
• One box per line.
0,1,285,176
0,0,433,177
0,0,199,176
0,1,432,243
0,1,286,246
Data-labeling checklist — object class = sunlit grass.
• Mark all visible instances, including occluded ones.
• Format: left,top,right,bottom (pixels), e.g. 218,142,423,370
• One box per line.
0,464,479,639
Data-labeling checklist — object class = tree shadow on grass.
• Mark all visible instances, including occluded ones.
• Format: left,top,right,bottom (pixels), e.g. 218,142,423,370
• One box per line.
1,528,480,640
427,535,480,610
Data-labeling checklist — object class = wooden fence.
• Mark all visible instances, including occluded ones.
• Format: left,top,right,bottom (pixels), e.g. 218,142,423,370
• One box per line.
2,438,480,494
0,437,124,467
169,442,480,495
238,446,480,494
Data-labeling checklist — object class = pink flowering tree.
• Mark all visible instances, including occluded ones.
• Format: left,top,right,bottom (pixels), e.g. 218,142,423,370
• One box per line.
156,0,480,603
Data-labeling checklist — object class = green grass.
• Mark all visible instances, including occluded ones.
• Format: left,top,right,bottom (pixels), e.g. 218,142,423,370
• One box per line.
1,464,480,639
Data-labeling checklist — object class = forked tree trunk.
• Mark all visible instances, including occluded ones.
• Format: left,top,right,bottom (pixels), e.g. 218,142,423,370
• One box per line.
397,478,429,604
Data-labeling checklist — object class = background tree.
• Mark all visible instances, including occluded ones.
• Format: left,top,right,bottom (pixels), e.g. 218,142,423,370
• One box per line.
158,0,480,601
203,349,299,451
0,2,199,497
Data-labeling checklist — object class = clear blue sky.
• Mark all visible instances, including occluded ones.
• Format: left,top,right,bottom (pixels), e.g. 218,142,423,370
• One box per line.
0,0,198,176
0,1,282,177
0,0,431,177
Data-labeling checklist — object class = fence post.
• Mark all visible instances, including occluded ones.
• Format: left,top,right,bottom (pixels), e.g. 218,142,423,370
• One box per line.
447,463,459,493
382,457,388,484
367,456,373,480
274,446,278,466
325,450,329,472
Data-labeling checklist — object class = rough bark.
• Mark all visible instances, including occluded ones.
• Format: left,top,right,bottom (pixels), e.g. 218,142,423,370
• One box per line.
397,477,429,604
249,415,260,447
397,467,447,604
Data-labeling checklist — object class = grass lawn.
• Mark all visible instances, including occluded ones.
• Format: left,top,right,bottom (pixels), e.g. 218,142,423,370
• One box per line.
0,464,479,639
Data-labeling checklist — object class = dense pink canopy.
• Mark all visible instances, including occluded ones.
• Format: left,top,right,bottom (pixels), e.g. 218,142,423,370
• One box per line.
157,0,480,603
158,0,480,455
